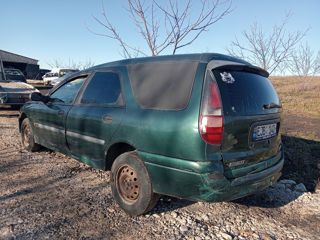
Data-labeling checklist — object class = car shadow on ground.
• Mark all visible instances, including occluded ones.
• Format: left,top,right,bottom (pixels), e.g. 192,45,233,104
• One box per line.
147,196,195,215
232,186,305,208
281,135,320,192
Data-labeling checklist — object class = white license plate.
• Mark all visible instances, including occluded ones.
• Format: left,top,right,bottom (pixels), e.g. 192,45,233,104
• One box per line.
253,123,277,141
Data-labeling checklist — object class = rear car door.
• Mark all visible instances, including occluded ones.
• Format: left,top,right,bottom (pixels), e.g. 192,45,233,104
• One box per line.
31,76,87,152
65,71,125,167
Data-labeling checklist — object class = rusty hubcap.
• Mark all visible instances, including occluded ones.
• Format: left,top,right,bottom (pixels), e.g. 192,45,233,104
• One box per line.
116,165,140,203
23,124,31,148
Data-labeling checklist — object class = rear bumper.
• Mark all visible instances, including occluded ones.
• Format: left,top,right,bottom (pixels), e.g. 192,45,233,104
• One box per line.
202,156,283,202
141,150,284,202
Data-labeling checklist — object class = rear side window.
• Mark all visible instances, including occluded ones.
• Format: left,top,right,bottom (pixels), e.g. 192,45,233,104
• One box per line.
80,72,123,106
213,70,280,115
128,61,198,110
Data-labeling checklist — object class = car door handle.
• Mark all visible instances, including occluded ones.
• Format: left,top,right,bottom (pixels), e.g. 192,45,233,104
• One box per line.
102,115,113,123
58,110,64,116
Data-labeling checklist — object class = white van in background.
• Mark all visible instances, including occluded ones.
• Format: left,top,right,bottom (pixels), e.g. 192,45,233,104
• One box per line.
42,68,78,85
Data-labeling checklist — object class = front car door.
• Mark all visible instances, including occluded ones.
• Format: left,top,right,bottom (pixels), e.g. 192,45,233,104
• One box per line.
66,71,125,169
31,75,87,153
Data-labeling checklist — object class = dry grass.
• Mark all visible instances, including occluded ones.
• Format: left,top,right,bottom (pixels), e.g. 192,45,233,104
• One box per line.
270,76,320,118
270,76,320,141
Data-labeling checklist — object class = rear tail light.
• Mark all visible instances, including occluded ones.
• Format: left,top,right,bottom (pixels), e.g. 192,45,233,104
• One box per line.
199,115,223,144
199,73,223,145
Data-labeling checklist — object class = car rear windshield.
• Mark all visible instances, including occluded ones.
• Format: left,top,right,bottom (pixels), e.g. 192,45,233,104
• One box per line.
212,69,280,116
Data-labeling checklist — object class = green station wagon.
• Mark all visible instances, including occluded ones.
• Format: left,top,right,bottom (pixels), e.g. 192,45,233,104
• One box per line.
19,53,284,216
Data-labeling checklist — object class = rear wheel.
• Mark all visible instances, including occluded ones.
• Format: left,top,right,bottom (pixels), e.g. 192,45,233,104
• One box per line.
21,118,40,152
111,151,159,216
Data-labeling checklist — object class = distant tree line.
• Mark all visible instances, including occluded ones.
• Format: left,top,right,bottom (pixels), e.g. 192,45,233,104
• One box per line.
48,58,95,70
89,1,319,77
226,12,320,77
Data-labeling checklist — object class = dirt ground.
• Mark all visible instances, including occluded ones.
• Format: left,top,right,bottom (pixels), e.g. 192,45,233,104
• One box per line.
0,77,320,239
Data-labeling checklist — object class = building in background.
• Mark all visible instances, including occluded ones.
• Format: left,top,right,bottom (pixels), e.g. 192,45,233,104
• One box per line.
0,50,39,79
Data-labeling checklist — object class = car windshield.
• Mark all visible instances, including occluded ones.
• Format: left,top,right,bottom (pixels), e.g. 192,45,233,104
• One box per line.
5,69,23,76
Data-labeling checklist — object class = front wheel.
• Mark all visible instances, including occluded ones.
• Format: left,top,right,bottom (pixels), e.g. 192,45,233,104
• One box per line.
21,118,41,152
111,151,159,216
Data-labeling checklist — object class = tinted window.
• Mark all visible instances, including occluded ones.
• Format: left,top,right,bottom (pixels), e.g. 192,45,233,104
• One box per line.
50,76,86,104
213,70,280,115
128,61,198,110
80,72,123,105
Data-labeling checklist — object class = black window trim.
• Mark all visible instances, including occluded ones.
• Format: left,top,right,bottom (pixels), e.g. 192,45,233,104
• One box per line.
73,70,126,108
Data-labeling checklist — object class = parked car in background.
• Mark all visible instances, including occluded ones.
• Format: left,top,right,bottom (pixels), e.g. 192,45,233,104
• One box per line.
35,69,50,80
0,68,39,107
49,72,76,87
43,68,79,85
4,68,27,82
19,53,284,216
42,72,58,85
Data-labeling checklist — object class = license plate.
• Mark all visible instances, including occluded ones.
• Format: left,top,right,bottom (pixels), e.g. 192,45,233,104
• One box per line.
252,123,277,141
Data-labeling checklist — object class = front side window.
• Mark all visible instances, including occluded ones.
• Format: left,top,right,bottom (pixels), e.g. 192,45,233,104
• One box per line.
50,76,86,104
80,72,123,106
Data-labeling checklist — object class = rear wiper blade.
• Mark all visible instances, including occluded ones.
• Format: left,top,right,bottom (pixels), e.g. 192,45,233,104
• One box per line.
263,102,282,109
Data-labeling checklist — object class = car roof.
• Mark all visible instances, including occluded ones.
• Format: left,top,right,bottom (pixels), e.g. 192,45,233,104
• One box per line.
85,53,251,71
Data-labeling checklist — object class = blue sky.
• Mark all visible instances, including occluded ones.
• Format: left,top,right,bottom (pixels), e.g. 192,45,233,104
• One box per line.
1,0,319,69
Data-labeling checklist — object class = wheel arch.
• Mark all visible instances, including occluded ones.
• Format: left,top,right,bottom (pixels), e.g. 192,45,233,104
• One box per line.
105,142,136,170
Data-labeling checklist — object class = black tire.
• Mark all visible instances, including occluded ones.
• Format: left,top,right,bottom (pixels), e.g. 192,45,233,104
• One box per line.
111,151,159,216
21,118,41,152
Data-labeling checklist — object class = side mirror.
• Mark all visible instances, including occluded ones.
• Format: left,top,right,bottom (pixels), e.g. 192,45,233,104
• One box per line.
30,92,43,101
30,92,50,103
